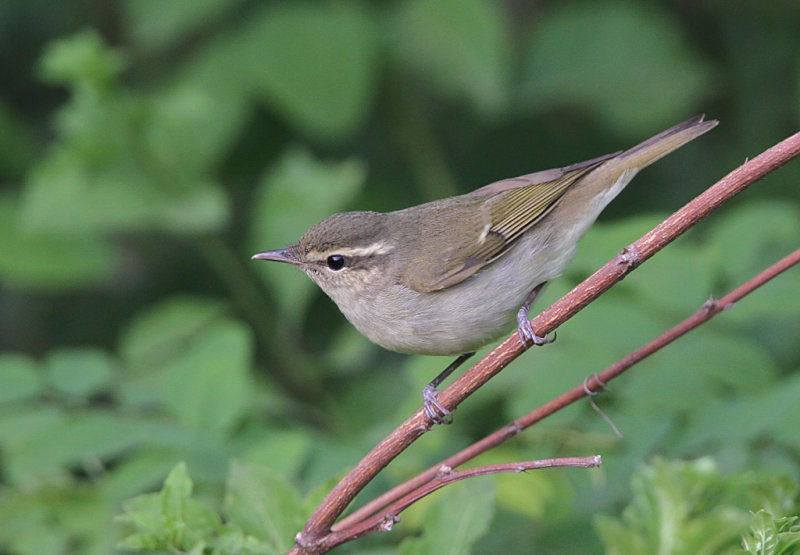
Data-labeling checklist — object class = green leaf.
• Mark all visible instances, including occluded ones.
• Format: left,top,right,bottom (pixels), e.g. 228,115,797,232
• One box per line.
236,429,312,480
400,477,495,554
707,201,800,285
0,353,43,404
520,2,712,133
23,31,231,237
118,295,227,373
21,144,229,236
162,461,192,522
145,84,248,178
743,510,781,554
0,481,115,555
392,0,511,116
2,409,141,485
161,320,253,433
622,330,778,413
595,458,751,554
0,194,114,290
123,0,246,53
250,148,366,322
122,316,254,433
746,476,799,519
0,405,62,448
234,3,379,141
223,461,303,554
0,410,217,490
45,347,116,398
154,178,231,234
117,462,223,552
494,455,571,520
38,29,125,92
101,450,183,505
116,492,167,550
705,201,800,320
628,243,716,315
742,511,800,555
677,374,800,454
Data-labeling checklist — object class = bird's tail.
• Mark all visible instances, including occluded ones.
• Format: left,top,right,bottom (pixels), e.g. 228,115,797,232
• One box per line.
615,115,718,169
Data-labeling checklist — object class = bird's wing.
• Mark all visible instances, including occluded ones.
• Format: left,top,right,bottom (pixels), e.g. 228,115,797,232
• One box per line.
404,114,718,293
404,159,607,293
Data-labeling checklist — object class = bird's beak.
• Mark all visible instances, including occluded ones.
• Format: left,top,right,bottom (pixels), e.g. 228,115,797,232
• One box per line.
251,248,300,266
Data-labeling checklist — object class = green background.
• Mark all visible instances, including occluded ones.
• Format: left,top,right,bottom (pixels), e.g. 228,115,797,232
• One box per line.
1,1,799,553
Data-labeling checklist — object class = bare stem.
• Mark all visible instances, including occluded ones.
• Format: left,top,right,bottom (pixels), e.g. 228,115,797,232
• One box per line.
319,457,601,550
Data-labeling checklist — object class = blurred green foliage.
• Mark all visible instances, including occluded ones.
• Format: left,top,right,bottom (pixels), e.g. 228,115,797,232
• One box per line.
595,458,800,555
1,1,799,554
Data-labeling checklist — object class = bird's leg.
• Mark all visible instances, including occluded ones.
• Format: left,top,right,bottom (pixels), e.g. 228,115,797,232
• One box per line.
516,282,555,346
422,352,475,424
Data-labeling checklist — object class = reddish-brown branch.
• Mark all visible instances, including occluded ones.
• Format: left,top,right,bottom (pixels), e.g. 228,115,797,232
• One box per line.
336,246,800,532
317,457,601,551
290,129,800,554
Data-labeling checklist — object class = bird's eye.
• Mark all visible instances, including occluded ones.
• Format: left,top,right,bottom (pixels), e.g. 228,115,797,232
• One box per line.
326,255,346,270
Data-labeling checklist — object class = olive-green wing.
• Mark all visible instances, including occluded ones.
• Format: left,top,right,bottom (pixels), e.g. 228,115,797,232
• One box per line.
404,115,718,293
405,160,606,293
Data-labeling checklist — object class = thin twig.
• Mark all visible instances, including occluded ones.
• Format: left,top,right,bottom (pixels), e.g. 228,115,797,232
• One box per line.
336,246,800,532
318,457,601,549
290,130,800,554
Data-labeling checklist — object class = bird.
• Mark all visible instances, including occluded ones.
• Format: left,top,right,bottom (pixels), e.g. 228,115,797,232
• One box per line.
253,115,717,422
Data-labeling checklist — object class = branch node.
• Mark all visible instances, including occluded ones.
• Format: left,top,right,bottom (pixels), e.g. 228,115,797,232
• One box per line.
583,373,607,396
507,421,523,436
295,531,310,548
617,244,642,269
380,515,400,532
702,295,719,312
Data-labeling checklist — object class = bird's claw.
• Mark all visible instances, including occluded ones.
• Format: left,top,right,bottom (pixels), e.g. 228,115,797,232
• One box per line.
422,384,453,425
516,310,555,347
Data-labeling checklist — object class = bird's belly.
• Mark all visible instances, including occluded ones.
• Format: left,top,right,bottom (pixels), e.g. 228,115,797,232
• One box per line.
340,230,576,356
346,289,522,356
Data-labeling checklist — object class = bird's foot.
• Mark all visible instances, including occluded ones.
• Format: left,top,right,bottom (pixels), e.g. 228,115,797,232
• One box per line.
422,384,453,425
517,307,556,347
